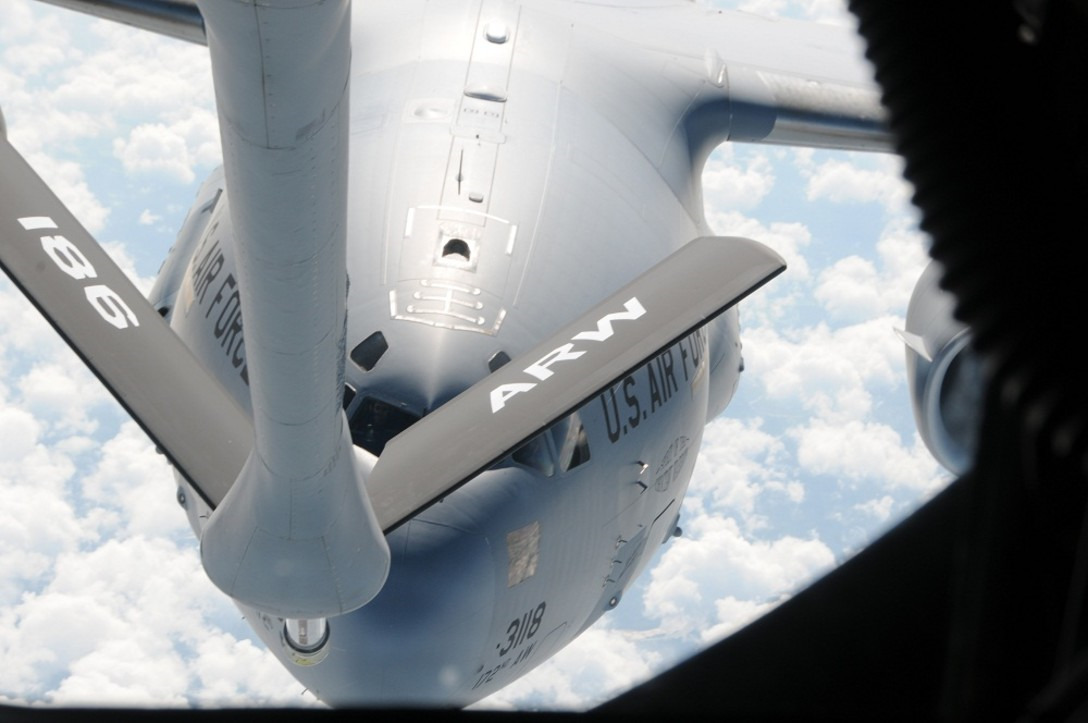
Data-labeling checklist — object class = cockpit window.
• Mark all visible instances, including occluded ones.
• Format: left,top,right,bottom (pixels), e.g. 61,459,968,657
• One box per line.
349,396,420,456
351,331,388,372
512,434,554,477
488,350,511,373
551,413,590,472
496,413,591,477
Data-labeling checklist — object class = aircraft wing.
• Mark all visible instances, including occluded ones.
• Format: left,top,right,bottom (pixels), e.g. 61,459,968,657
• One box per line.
559,1,891,154
32,0,204,44
34,0,887,155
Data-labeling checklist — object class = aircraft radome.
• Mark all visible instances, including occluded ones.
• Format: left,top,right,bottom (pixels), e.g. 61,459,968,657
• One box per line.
0,0,951,709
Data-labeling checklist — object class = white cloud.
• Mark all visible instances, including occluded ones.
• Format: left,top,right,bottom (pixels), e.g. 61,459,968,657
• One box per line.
114,123,199,184
0,516,315,706
188,632,316,707
19,152,111,234
873,215,930,296
687,417,795,529
643,515,834,629
701,595,779,642
725,0,857,25
814,255,881,318
0,456,84,607
702,145,776,210
853,495,895,521
0,405,45,464
0,3,73,65
2,0,218,189
100,240,158,294
51,19,212,123
78,423,184,538
802,153,913,213
16,362,111,436
743,317,904,422
813,216,927,322
1,283,310,706
111,111,220,186
139,209,162,226
475,625,661,711
792,420,942,492
0,2,37,42
798,0,858,25
3,40,67,76
734,0,788,17
0,591,127,696
49,637,191,706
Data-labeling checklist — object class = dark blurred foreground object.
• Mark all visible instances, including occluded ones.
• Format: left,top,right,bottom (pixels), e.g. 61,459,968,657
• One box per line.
602,0,1088,719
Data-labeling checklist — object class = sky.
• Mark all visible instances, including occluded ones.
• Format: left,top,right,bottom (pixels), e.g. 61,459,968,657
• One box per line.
0,0,949,711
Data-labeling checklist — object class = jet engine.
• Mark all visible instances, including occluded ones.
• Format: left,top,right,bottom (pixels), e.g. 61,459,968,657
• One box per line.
900,261,986,475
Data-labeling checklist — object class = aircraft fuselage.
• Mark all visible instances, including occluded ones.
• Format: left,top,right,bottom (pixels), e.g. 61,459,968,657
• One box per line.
150,0,743,705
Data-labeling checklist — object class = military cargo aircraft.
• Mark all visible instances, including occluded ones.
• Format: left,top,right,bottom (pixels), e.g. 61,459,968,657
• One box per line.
1,0,970,708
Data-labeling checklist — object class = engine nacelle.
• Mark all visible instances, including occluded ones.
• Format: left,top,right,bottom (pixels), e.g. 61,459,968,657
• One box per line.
900,261,985,475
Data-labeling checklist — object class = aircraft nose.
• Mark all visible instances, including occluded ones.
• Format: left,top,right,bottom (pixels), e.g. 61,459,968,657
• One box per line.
341,317,524,456
343,392,421,457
